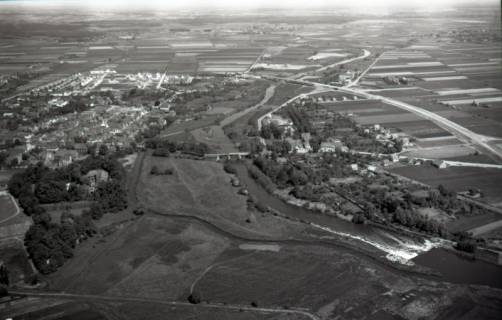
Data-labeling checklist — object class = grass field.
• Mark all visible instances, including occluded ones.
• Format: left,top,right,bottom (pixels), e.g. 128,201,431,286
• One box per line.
48,215,230,298
161,115,223,136
0,241,34,285
390,165,502,206
138,156,302,238
447,212,502,233
191,125,238,153
0,194,17,222
401,144,476,160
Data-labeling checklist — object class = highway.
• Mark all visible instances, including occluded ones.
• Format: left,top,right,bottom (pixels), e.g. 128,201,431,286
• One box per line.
254,73,502,162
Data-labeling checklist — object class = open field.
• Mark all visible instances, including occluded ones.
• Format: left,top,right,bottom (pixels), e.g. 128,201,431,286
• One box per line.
0,241,34,285
137,156,301,238
47,215,229,297
401,144,476,160
390,165,502,206
267,83,312,106
161,115,223,136
447,212,502,233
1,298,287,320
0,194,17,222
191,125,238,153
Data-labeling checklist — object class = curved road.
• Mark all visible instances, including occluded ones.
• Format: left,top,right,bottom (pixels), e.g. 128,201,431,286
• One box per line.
255,75,502,162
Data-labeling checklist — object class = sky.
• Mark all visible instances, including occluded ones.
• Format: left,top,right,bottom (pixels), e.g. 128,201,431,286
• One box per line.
0,0,499,13
1,0,497,7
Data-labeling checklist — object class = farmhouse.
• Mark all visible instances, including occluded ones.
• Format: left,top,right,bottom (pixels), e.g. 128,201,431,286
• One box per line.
432,159,448,169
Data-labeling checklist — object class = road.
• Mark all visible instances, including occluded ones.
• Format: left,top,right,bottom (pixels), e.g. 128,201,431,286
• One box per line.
255,74,502,162
8,290,321,320
345,51,381,88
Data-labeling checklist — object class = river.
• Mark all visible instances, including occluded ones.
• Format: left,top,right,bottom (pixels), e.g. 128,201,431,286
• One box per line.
233,163,502,288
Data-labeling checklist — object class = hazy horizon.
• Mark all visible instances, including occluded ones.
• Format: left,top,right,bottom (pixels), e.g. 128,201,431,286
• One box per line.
1,0,499,11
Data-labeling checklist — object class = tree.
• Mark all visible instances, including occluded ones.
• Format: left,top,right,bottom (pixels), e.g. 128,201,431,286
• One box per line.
352,213,366,224
0,264,9,286
94,180,127,213
188,291,201,304
35,181,67,203
150,165,160,175
98,144,109,156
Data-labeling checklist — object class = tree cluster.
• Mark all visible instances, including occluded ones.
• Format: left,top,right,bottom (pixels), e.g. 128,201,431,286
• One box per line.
146,138,209,157
9,156,127,274
24,211,97,274
150,165,174,176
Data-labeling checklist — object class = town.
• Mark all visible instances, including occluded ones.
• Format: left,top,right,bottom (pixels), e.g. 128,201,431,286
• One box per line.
1,1,502,320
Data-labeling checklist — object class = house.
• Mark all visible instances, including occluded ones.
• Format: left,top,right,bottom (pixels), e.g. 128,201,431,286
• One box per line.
432,159,448,169
338,71,355,84
285,138,309,154
319,138,337,153
6,146,25,166
54,149,79,167
300,133,312,152
48,98,69,108
73,143,88,155
85,169,110,192
350,163,359,171
319,141,337,153
391,153,400,162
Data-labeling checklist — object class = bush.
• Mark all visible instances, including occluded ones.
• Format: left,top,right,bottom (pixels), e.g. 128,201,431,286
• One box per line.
188,291,201,304
352,213,366,224
223,162,237,174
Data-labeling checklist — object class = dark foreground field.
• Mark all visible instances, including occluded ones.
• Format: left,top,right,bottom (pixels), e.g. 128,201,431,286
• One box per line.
3,156,502,320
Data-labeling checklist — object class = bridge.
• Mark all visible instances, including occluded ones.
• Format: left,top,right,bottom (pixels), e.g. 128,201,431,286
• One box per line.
204,152,250,161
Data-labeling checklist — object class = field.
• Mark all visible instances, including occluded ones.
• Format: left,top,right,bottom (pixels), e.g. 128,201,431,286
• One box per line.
197,48,263,73
447,212,502,233
161,115,223,136
47,215,229,296
0,241,34,285
267,83,312,106
390,165,502,207
2,298,285,320
0,194,17,222
401,144,476,160
190,125,238,153
137,156,301,238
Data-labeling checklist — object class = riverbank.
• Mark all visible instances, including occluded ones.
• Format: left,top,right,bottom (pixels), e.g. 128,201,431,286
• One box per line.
231,161,502,288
